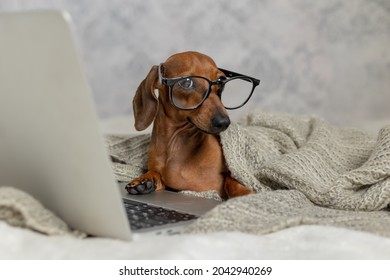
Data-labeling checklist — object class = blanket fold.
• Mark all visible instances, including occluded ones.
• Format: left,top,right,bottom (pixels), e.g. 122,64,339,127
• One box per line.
0,186,84,237
1,111,389,237
184,190,390,236
222,111,390,211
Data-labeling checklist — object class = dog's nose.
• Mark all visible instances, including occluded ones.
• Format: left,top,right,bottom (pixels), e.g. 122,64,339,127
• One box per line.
211,114,231,132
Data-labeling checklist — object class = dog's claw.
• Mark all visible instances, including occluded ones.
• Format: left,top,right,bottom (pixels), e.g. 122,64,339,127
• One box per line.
127,187,139,195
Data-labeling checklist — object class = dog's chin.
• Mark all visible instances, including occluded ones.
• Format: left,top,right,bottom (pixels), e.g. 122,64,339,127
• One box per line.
187,117,227,135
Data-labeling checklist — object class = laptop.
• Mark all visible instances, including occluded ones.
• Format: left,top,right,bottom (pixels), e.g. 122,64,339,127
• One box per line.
0,10,220,241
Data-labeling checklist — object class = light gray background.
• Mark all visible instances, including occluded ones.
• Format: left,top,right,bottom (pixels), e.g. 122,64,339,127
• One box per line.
1,0,389,125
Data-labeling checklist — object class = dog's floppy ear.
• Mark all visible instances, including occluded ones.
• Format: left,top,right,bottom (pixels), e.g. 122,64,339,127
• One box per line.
133,66,159,131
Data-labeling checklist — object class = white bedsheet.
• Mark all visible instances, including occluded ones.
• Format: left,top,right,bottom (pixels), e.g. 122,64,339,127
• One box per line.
2,221,390,259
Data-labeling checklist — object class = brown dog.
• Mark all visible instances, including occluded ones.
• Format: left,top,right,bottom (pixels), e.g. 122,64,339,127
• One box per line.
126,51,259,199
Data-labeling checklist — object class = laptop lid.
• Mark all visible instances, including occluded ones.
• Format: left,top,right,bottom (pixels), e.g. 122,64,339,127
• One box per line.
0,10,132,240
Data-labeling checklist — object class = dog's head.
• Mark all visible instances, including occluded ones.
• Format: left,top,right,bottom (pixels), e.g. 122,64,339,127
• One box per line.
133,51,230,134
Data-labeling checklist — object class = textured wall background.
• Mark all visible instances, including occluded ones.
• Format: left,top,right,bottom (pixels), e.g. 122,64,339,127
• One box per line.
1,0,389,125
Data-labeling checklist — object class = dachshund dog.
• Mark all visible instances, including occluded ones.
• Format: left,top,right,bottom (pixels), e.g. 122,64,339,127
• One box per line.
126,51,259,199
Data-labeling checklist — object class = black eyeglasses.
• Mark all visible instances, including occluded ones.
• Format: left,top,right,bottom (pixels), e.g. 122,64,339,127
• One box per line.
158,63,260,110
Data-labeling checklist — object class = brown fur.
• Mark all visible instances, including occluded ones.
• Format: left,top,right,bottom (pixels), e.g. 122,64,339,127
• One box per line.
127,51,253,198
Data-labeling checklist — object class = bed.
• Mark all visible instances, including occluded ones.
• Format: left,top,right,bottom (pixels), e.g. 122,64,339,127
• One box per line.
1,111,390,260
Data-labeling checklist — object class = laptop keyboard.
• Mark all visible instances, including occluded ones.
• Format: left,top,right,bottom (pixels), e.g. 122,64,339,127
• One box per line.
123,199,198,230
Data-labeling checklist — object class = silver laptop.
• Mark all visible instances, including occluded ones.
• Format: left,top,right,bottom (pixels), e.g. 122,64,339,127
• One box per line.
0,10,220,240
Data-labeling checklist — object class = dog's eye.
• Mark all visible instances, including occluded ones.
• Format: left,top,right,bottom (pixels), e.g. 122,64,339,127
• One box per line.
177,78,194,89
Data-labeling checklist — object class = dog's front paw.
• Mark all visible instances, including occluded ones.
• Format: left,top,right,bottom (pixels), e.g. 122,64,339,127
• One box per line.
126,179,156,194
126,171,163,195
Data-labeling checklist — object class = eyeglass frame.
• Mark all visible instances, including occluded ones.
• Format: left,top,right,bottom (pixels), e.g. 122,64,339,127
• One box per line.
158,63,260,110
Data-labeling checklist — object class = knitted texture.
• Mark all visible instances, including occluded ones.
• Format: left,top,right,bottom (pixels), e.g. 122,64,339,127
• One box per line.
221,111,390,211
107,111,390,236
0,186,85,237
106,134,149,182
185,190,390,236
1,111,389,237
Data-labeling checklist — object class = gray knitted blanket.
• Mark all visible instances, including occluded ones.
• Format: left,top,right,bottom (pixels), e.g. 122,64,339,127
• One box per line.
1,111,389,237
0,186,85,237
108,111,390,237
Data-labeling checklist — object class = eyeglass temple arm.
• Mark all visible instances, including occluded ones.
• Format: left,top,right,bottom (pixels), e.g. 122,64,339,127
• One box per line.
158,63,164,85
218,68,260,85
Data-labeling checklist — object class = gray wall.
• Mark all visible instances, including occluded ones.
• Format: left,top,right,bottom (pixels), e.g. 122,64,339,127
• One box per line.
1,0,389,125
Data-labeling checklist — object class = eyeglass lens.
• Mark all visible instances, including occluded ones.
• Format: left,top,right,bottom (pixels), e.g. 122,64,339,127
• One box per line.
171,77,209,109
171,76,254,109
220,78,254,109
